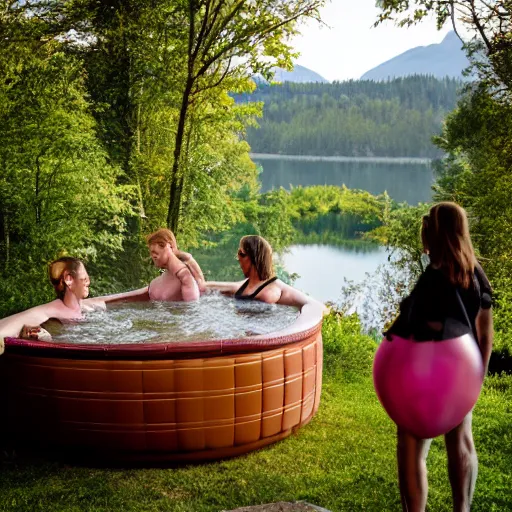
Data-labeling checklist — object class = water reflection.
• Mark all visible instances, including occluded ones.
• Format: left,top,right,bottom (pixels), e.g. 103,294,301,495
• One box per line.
280,244,388,304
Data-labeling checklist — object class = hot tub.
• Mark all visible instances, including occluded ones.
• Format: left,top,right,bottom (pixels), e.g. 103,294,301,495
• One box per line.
0,303,323,462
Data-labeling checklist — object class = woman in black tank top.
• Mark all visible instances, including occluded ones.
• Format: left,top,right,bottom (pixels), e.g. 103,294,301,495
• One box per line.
232,235,281,303
205,235,327,312
234,276,278,301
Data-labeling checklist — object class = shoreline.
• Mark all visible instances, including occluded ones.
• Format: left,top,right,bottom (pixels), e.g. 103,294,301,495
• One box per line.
250,153,432,165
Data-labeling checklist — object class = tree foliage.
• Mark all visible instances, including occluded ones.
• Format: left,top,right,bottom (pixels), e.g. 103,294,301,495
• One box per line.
0,19,134,315
162,0,326,232
432,87,512,344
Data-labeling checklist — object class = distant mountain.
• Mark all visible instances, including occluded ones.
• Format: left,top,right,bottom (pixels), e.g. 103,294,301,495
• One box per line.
361,31,471,81
270,64,329,83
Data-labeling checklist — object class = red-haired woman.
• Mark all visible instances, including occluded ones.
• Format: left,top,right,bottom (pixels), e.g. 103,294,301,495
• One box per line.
96,228,205,304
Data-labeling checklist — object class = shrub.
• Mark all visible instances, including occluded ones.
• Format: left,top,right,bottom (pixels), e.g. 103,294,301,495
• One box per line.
321,310,377,381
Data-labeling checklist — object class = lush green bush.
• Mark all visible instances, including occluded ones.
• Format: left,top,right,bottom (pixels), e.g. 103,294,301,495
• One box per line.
321,311,377,381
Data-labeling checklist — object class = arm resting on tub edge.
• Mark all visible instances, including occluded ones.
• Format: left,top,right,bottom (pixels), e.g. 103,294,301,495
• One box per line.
205,281,245,295
95,286,150,304
0,305,53,350
277,281,328,311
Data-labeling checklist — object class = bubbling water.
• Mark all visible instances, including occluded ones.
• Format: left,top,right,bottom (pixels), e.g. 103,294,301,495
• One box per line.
46,293,299,344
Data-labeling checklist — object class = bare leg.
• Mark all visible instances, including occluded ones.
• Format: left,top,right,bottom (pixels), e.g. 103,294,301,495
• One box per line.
444,413,477,512
397,427,432,512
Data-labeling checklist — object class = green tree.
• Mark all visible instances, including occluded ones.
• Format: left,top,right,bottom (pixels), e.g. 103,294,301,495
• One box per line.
3,1,326,240
432,88,512,335
164,0,326,232
0,20,133,315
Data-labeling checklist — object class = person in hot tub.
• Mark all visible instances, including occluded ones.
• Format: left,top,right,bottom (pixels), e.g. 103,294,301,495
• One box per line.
147,228,205,300
99,228,204,304
0,230,205,347
0,256,106,345
206,235,324,310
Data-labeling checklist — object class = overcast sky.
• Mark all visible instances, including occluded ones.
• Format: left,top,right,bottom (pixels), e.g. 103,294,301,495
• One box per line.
291,0,453,81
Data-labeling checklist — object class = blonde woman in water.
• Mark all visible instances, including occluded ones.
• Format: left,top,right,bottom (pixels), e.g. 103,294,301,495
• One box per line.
0,257,106,346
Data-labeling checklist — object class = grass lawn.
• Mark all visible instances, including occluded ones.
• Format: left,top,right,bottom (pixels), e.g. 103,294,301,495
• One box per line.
1,315,512,511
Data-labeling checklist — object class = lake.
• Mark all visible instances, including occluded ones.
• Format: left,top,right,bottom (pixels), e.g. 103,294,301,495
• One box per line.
252,155,431,303
280,244,388,304
253,154,433,205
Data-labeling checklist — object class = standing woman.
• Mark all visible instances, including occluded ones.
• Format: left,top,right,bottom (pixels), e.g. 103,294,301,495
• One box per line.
385,202,493,512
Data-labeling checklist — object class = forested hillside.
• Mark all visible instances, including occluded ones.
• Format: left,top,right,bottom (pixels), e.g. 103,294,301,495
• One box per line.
239,76,461,158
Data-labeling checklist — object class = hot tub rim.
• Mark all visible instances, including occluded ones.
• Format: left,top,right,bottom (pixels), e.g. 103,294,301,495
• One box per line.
3,303,323,360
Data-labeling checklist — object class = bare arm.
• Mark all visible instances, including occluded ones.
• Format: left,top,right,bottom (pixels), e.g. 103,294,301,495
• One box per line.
177,251,206,292
277,280,328,312
175,267,200,302
249,280,327,339
0,306,52,343
476,307,494,375
94,287,150,304
205,281,244,295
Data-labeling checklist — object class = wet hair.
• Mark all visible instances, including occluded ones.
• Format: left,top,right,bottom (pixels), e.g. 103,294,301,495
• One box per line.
240,235,274,281
146,228,177,249
421,202,476,288
48,257,84,300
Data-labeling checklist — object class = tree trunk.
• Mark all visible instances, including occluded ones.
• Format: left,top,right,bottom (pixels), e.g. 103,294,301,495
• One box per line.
167,81,193,232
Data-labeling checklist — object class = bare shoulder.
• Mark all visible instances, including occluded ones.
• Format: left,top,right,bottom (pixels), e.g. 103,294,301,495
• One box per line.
175,265,194,279
257,283,282,304
82,298,107,312
26,300,61,322
275,280,309,307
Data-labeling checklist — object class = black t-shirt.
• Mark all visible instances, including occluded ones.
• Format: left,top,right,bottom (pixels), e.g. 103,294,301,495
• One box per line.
387,263,492,342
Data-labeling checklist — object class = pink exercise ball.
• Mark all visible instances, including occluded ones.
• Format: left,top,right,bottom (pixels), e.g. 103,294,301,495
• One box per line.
373,334,484,439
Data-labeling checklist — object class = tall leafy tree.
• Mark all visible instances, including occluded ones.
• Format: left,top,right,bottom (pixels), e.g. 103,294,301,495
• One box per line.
164,0,326,232
3,1,326,237
0,8,134,315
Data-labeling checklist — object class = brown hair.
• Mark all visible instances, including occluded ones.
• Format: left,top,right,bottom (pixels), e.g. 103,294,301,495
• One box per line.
240,235,274,281
146,228,177,249
48,257,84,300
421,202,476,288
